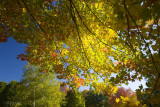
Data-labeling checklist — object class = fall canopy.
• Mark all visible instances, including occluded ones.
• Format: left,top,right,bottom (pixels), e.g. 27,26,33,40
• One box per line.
0,0,160,105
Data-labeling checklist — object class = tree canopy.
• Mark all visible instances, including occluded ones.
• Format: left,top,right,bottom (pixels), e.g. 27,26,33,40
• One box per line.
0,80,19,107
0,0,160,106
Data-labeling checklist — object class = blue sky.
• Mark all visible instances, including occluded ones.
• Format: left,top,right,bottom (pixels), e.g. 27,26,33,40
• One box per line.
0,37,27,83
0,37,147,91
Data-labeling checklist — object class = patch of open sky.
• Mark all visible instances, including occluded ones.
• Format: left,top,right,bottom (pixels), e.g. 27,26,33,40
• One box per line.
102,73,147,92
121,77,147,92
0,37,27,83
63,43,67,48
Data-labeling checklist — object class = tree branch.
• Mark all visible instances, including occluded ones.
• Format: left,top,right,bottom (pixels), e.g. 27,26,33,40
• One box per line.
22,0,46,34
123,0,160,106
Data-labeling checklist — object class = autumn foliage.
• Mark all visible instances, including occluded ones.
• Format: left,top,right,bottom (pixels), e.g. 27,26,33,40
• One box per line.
1,0,160,105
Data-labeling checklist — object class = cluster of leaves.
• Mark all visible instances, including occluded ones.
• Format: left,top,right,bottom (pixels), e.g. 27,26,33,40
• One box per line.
1,0,160,105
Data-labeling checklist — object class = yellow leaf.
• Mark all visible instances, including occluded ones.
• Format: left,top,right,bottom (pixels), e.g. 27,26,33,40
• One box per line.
116,98,120,103
23,8,26,13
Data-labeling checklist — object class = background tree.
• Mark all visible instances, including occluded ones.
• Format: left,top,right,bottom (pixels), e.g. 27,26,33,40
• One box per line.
82,89,109,107
0,81,7,94
0,80,20,107
0,81,8,106
64,89,85,107
17,65,66,107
